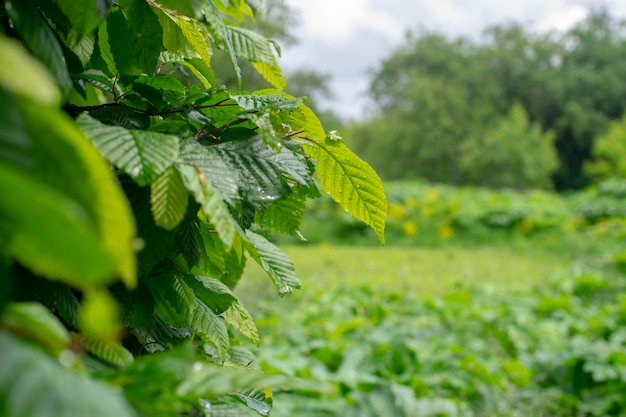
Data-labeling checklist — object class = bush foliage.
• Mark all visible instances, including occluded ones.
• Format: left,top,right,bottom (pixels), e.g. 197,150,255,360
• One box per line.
0,1,387,416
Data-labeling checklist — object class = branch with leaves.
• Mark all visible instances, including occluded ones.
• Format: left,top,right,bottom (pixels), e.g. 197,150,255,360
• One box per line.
0,0,386,416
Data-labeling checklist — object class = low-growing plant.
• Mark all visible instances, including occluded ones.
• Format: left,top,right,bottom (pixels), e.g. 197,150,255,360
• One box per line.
292,180,626,250
249,267,626,417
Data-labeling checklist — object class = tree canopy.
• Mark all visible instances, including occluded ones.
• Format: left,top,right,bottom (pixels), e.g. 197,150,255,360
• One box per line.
348,10,626,190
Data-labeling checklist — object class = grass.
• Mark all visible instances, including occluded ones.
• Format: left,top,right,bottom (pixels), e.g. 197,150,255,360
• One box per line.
236,243,572,312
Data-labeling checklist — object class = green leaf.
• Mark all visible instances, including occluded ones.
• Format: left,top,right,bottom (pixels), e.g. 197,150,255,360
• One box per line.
302,131,388,244
132,75,186,109
248,111,281,150
0,34,60,106
97,20,117,75
0,331,136,417
191,225,247,289
216,136,301,203
124,180,176,277
74,332,134,367
210,0,254,21
5,0,73,95
66,30,96,66
0,91,137,287
203,2,242,86
178,165,237,247
78,114,180,187
252,62,285,90
112,283,155,329
231,92,300,113
223,301,259,345
232,389,272,416
291,102,326,141
228,346,260,370
155,5,213,69
0,161,115,286
185,275,237,315
78,289,123,341
151,166,189,230
106,1,162,76
172,217,205,270
180,140,240,204
86,104,150,130
148,274,230,362
1,302,70,354
243,230,301,295
159,52,212,88
120,344,313,415
57,0,104,36
226,26,284,88
255,190,307,238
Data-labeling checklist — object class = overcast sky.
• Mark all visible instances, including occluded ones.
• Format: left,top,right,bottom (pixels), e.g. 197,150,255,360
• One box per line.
279,0,626,120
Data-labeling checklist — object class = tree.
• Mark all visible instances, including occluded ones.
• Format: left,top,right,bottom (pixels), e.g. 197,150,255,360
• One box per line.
459,103,559,189
0,1,387,416
585,114,626,181
349,10,626,189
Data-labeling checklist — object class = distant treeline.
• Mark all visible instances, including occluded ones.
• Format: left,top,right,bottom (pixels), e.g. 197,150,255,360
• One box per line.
345,10,626,190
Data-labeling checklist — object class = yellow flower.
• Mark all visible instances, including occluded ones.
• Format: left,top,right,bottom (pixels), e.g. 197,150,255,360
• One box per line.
402,221,418,236
421,204,435,217
426,189,439,202
438,223,454,240
405,197,418,208
517,219,535,234
387,203,406,222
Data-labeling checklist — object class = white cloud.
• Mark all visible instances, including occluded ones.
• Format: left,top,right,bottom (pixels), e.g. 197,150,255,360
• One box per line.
291,0,404,41
281,0,626,120
534,4,589,32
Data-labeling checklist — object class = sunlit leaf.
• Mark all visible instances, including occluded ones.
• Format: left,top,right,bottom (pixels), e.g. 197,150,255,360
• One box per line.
0,91,136,287
0,34,60,106
79,289,123,341
225,26,284,89
300,108,387,243
223,301,259,345
152,3,212,68
253,61,285,90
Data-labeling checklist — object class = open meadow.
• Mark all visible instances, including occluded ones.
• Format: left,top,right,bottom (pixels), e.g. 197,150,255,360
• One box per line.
236,181,626,417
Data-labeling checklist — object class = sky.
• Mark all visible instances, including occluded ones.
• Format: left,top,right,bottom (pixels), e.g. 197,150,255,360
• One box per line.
278,0,626,120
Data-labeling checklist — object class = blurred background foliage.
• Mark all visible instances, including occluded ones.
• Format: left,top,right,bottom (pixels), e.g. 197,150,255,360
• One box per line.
337,10,626,191
233,7,626,415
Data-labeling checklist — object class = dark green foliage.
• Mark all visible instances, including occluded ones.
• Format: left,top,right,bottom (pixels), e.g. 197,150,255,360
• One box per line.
0,1,386,415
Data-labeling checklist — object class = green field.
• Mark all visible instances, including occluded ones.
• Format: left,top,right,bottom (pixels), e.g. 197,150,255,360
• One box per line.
233,181,626,417
239,244,571,306
235,241,626,417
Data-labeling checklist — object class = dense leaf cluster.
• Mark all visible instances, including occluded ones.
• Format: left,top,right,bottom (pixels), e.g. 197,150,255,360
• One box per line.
0,1,386,416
